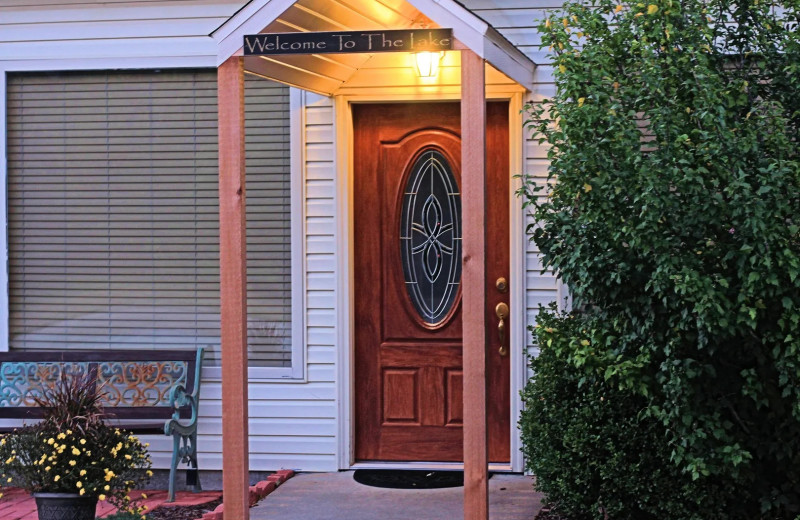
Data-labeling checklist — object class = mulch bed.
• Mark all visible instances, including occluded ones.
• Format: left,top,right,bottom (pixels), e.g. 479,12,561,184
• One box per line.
144,497,222,520
535,506,569,520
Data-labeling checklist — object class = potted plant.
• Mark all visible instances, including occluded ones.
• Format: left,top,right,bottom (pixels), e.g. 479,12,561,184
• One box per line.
0,374,152,520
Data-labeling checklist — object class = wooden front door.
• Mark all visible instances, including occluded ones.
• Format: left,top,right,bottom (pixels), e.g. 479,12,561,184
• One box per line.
353,102,510,463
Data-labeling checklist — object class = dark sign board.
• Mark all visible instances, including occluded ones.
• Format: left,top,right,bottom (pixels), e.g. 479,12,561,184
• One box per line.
244,29,453,56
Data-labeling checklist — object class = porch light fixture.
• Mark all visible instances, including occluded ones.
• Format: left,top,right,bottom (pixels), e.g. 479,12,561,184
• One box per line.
414,51,444,77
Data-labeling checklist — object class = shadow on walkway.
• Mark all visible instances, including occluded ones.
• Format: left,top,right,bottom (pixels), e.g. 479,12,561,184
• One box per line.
249,472,543,520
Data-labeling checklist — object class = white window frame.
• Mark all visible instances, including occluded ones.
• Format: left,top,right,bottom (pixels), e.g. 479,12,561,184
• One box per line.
0,65,307,381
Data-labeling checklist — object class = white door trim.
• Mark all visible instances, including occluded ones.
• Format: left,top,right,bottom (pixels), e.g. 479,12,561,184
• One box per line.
333,90,527,472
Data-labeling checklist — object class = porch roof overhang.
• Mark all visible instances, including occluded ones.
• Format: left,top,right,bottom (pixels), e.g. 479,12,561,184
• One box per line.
212,0,535,95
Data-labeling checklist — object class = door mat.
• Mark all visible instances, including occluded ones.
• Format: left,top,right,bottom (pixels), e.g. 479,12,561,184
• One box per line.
353,470,475,489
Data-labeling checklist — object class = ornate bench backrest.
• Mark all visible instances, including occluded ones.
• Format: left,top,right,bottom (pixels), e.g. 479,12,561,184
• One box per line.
0,349,202,420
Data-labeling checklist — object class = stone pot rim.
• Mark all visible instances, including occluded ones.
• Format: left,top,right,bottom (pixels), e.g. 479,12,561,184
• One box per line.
33,492,97,499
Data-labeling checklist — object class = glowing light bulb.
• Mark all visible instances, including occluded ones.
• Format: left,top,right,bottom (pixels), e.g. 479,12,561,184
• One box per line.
414,51,444,77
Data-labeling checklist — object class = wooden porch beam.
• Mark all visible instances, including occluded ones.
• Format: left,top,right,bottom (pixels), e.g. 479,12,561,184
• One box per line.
461,49,489,520
218,55,250,520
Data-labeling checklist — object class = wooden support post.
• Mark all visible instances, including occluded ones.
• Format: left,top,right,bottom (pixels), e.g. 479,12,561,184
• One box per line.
461,49,489,520
218,56,250,520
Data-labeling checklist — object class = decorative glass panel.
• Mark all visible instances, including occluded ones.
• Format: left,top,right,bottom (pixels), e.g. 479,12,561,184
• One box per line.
401,149,461,324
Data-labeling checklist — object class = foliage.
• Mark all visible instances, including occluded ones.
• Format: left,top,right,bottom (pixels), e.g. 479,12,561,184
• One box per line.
521,308,736,519
0,374,153,517
521,0,800,517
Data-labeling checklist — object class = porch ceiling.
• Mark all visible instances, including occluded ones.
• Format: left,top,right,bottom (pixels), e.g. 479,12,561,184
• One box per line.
214,0,534,95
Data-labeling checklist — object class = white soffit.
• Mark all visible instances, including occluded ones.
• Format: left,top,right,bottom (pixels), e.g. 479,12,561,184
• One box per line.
213,0,535,95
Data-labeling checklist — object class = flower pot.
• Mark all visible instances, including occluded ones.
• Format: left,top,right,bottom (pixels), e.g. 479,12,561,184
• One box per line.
33,493,98,520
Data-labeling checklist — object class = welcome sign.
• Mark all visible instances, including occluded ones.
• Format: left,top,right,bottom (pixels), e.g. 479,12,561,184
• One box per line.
244,29,453,56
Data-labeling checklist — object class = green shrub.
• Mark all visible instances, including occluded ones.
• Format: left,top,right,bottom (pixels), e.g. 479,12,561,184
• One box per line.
521,0,800,517
521,309,738,520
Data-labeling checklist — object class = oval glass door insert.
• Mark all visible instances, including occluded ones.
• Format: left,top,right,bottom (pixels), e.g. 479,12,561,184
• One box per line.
400,149,461,325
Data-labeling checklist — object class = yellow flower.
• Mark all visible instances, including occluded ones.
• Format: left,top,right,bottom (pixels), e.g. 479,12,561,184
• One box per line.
47,438,55,445
7,477,12,483
72,447,81,456
104,485,110,491
69,460,77,466
57,433,66,440
79,439,86,445
80,469,87,476
647,4,658,14
615,4,623,12
45,466,51,472
66,430,72,435
99,494,106,501
577,97,585,107
559,64,566,74
146,471,153,477
76,481,83,489
583,183,592,193
54,475,61,482
581,339,591,346
79,488,85,496
5,456,14,464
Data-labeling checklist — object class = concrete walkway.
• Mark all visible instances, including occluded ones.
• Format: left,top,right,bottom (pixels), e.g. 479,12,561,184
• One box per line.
249,472,543,520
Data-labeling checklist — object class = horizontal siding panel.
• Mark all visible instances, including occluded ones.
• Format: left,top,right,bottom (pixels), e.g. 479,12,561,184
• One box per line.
0,18,226,43
306,235,335,254
306,217,335,236
304,106,334,125
307,272,336,291
0,37,218,61
198,418,337,437
307,290,336,309
307,345,336,364
306,162,335,180
0,3,241,24
305,143,334,162
462,0,562,8
305,125,334,144
305,179,335,198
306,199,335,217
199,453,338,472
200,400,336,419
306,253,336,272
307,327,336,346
473,9,550,29
307,309,336,328
202,378,334,394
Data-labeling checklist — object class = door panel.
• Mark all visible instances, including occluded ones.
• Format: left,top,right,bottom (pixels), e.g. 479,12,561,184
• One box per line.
353,102,510,463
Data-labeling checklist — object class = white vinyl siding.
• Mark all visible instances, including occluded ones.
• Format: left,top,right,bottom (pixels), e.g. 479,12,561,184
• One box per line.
460,0,554,64
6,69,293,369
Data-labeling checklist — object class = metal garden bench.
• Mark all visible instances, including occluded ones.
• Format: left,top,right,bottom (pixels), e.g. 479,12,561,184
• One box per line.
0,348,204,502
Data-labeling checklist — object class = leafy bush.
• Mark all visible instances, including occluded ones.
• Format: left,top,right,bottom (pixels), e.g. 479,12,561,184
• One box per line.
520,0,800,517
0,374,152,516
521,309,735,519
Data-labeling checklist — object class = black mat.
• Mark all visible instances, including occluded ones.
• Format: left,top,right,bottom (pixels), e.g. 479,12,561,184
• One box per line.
353,469,466,489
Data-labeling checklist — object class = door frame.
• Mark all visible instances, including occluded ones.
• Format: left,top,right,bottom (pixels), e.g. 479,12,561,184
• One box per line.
333,89,528,472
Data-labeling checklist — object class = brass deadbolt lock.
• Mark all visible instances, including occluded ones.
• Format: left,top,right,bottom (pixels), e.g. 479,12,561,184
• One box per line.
496,277,508,293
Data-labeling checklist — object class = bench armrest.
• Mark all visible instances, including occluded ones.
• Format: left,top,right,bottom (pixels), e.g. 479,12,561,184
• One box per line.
165,384,198,435
165,347,204,436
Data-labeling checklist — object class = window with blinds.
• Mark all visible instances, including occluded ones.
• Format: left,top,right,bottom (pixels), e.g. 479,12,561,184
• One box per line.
6,70,293,368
